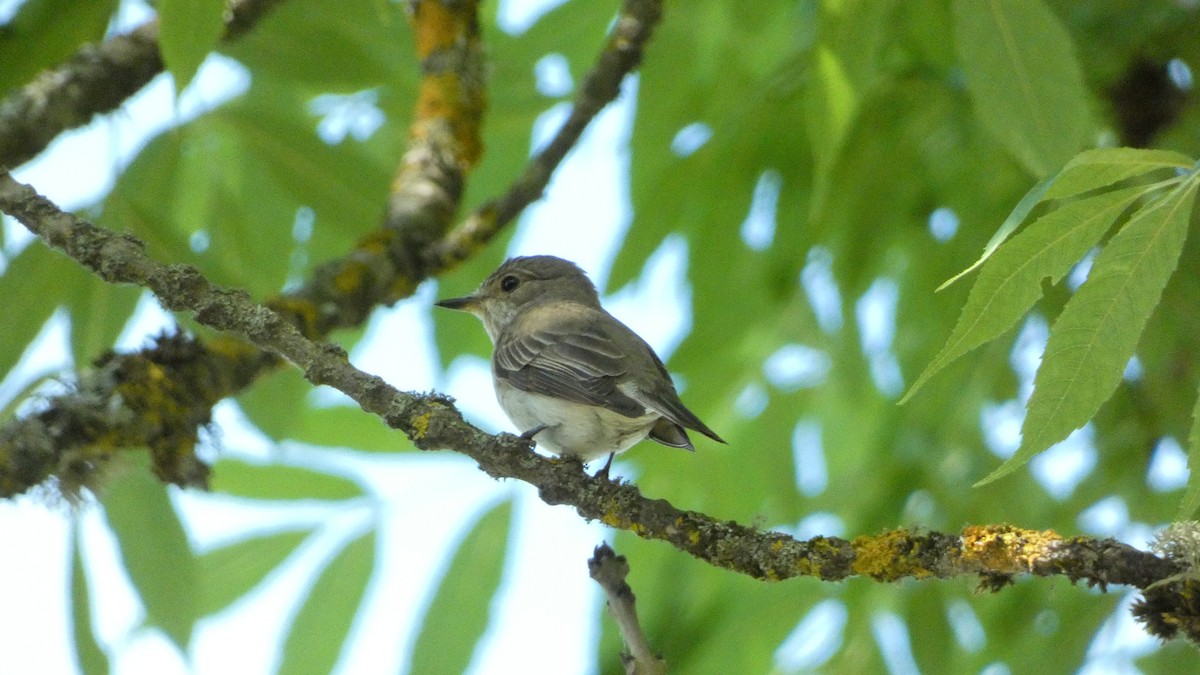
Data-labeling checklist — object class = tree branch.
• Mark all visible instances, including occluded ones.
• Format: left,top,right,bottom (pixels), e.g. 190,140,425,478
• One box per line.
0,0,663,497
589,544,667,675
424,0,663,273
0,0,288,169
1,174,1192,644
374,0,485,290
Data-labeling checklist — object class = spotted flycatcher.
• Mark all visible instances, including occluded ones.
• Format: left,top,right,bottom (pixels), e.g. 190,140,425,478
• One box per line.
436,256,724,467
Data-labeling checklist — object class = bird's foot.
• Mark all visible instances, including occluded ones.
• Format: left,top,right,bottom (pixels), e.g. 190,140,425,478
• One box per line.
592,452,616,482
519,424,549,441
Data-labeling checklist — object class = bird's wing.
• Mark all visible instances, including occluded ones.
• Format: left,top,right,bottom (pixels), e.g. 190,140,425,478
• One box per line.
494,313,647,419
624,349,727,445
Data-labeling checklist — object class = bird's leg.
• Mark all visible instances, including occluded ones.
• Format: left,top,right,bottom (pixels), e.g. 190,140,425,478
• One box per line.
519,424,549,441
593,452,616,481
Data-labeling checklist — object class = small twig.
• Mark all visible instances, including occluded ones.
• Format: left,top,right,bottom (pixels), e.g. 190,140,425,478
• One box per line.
589,544,667,675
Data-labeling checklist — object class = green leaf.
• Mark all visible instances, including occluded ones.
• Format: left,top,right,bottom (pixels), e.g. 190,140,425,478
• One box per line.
235,368,310,441
157,0,227,92
953,0,1092,176
614,1,806,290
1179,386,1200,519
808,45,857,169
217,0,412,89
936,174,1057,291
211,90,393,238
0,371,60,425
0,0,120,93
198,528,312,616
279,530,376,675
101,462,200,650
237,365,411,453
209,459,364,502
937,150,1195,293
905,184,1151,402
71,522,109,675
0,244,67,379
294,406,413,453
1042,148,1194,201
66,280,141,369
978,175,1200,486
409,499,513,674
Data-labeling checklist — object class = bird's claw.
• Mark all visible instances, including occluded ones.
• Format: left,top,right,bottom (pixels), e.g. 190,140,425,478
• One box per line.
592,452,616,481
519,424,549,441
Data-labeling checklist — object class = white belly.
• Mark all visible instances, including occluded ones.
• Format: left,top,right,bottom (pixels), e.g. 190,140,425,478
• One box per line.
495,383,658,461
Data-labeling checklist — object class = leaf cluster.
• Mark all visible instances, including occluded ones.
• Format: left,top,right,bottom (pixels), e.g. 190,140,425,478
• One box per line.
4,0,1200,673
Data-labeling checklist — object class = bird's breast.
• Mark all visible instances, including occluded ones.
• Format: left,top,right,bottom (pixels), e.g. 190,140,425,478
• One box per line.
494,381,657,461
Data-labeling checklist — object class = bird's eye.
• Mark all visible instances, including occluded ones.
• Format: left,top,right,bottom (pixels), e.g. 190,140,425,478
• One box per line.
500,275,520,292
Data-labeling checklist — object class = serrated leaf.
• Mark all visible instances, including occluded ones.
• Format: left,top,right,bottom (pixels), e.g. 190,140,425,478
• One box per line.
71,522,109,675
198,528,312,616
279,530,376,675
978,176,1200,486
1042,148,1194,201
409,499,512,674
937,150,1194,293
209,459,363,502
101,462,199,650
158,0,227,93
905,185,1150,402
953,0,1092,176
937,174,1057,291
1179,386,1200,519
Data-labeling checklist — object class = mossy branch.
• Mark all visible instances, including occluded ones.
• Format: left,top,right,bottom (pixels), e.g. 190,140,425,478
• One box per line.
2,172,1196,645
0,0,289,169
0,0,661,496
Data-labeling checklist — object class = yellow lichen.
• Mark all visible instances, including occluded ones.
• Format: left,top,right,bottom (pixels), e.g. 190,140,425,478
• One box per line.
601,511,625,528
794,558,817,577
332,262,368,295
411,413,432,440
267,297,322,338
961,525,1061,573
851,529,932,581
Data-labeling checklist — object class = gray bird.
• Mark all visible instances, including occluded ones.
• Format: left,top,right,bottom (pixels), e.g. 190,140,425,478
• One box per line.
435,256,724,468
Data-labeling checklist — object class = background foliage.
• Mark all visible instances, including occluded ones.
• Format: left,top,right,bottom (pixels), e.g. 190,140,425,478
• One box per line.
3,0,1200,672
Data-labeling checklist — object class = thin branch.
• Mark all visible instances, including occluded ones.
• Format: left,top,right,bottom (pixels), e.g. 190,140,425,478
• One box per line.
0,173,1190,612
0,0,663,497
278,0,488,337
589,544,667,675
0,0,288,169
0,0,490,493
424,0,664,274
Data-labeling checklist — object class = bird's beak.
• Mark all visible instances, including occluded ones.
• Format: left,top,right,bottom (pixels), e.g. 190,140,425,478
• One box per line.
434,295,479,312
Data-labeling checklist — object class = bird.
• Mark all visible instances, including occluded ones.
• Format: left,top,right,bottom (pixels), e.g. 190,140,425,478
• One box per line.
435,255,724,472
